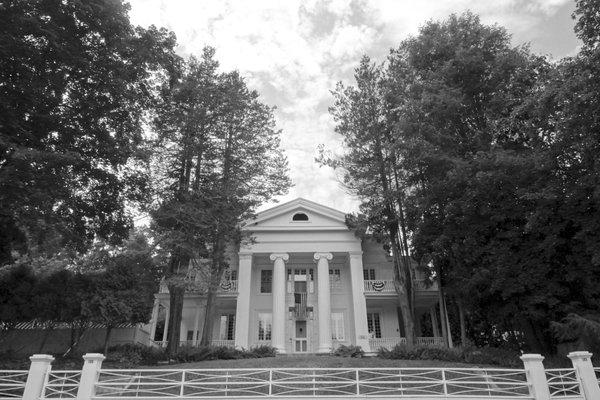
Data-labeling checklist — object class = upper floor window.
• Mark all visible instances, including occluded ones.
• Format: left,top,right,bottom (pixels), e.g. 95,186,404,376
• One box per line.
329,268,341,290
292,213,309,221
258,313,272,340
331,312,345,341
260,269,272,293
219,314,235,340
363,269,376,280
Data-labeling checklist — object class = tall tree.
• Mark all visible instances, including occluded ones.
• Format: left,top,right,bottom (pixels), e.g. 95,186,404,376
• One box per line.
0,0,178,263
152,49,290,354
326,57,416,346
82,235,159,354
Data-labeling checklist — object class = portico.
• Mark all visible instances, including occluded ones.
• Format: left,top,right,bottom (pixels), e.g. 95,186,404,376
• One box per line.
233,249,370,354
148,198,446,353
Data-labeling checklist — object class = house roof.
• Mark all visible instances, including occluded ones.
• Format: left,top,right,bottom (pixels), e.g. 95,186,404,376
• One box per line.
242,197,348,232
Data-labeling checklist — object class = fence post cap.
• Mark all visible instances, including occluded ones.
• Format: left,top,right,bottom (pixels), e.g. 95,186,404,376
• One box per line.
82,353,106,362
29,354,55,362
520,353,545,362
568,351,593,360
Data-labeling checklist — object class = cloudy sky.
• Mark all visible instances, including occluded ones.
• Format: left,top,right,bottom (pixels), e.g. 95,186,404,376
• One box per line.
128,0,581,213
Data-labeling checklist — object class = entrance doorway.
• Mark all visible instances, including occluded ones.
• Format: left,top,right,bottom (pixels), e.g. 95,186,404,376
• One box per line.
294,320,308,352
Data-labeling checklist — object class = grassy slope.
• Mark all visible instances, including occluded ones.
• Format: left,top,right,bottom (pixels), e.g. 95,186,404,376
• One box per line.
162,355,488,369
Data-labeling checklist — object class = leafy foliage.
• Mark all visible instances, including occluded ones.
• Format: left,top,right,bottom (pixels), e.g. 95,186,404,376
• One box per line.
0,0,178,263
332,344,365,358
151,49,291,354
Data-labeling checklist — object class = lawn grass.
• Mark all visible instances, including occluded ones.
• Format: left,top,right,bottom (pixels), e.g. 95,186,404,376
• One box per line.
163,355,486,369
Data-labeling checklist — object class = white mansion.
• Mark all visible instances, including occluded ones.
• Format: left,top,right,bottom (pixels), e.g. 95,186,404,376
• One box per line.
147,198,450,353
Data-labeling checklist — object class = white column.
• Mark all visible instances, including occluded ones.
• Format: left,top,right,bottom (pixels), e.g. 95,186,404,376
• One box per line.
192,299,201,346
76,353,105,400
270,253,289,354
520,354,551,400
161,304,170,348
23,354,54,400
234,253,253,349
348,251,371,352
568,351,600,399
148,298,159,344
314,252,333,353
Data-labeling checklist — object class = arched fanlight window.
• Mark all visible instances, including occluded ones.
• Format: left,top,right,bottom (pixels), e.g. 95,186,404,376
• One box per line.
292,213,309,221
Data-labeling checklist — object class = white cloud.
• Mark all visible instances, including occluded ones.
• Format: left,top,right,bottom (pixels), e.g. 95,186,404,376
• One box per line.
128,0,578,214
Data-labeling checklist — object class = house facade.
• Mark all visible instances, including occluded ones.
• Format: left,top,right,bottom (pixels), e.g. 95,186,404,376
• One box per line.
147,198,449,353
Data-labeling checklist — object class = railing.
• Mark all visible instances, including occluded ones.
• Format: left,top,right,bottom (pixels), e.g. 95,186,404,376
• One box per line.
368,337,406,350
158,278,238,294
43,370,82,398
92,367,533,398
363,280,395,293
363,279,439,294
0,370,27,399
217,280,238,293
210,340,235,348
416,336,446,347
546,368,582,398
413,278,439,291
368,337,445,350
12,352,600,400
294,293,308,318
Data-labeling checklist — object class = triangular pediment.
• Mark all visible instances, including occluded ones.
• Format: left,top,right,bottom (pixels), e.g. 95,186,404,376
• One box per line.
243,198,349,231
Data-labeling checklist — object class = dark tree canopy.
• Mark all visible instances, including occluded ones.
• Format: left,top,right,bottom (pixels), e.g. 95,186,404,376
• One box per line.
0,0,179,264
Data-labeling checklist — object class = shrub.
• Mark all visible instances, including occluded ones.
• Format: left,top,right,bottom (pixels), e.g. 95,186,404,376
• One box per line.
106,343,166,366
333,344,364,358
248,345,277,358
378,343,522,368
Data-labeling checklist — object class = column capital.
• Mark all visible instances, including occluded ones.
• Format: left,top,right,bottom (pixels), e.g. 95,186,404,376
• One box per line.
313,252,333,261
269,253,289,262
348,251,363,258
239,252,253,261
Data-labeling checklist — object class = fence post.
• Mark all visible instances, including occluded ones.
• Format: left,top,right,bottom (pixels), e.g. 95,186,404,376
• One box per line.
520,354,551,400
76,353,105,400
568,351,600,400
23,354,54,400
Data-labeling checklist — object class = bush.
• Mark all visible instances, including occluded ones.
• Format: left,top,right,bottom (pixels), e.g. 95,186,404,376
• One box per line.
106,343,166,366
333,344,364,358
378,344,522,368
171,345,277,363
248,345,277,358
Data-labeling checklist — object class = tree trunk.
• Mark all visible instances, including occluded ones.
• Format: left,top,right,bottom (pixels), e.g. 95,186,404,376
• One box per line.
438,298,448,347
166,285,185,355
200,245,227,346
200,286,217,346
457,300,468,347
103,325,113,355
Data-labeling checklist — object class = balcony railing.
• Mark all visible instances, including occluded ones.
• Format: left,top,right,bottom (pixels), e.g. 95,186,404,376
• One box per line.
294,292,308,318
364,279,438,294
369,337,446,350
158,279,238,295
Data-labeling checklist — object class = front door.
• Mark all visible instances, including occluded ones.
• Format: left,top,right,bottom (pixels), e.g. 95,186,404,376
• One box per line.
294,320,308,352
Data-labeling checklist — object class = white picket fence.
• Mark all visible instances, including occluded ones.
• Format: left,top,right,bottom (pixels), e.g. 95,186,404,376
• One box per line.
2,352,599,399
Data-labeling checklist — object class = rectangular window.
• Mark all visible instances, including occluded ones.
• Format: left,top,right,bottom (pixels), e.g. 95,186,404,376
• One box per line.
331,312,345,341
219,314,235,340
187,330,194,341
329,268,341,290
363,269,376,280
260,270,272,293
367,313,382,338
258,313,272,340
230,270,237,281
